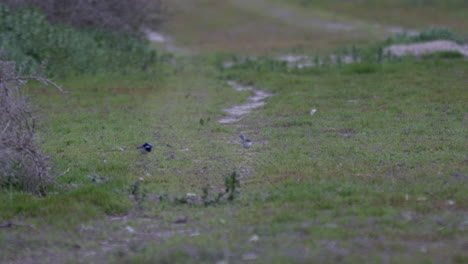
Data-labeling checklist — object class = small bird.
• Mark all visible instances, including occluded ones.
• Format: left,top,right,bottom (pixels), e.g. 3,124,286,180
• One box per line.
239,135,252,149
137,142,153,154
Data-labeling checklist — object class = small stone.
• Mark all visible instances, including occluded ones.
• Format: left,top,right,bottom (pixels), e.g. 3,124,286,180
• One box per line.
190,232,200,237
417,196,427,201
125,226,135,233
249,234,259,242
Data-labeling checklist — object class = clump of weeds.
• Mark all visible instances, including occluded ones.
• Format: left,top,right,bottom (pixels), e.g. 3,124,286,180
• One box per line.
132,171,242,207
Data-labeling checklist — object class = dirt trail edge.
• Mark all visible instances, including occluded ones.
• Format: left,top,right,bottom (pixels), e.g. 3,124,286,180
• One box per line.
218,81,273,125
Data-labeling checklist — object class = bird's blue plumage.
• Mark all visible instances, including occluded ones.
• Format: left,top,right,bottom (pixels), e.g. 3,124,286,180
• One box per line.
138,142,153,153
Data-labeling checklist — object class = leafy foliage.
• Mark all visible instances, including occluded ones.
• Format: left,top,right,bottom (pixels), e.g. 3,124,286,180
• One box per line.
0,4,158,76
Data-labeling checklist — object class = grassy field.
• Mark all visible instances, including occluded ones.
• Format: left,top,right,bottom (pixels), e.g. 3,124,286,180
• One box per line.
165,0,388,53
284,0,468,35
1,0,467,263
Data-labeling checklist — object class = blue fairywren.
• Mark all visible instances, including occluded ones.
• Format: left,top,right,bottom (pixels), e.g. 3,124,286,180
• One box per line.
137,142,153,154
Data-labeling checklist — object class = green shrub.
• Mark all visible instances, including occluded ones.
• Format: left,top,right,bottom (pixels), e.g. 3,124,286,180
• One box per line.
422,50,464,59
388,28,465,45
0,4,158,76
343,62,381,74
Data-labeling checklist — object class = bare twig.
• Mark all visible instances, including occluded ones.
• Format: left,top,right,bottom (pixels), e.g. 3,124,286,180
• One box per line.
0,221,38,231
56,167,71,178
3,76,65,94
0,121,10,137
424,191,441,200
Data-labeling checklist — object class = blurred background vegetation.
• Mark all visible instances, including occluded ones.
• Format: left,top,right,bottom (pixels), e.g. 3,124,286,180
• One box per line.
0,0,167,76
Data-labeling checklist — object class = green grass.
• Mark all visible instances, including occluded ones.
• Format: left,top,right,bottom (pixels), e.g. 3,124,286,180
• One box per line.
1,0,468,262
3,53,466,263
165,0,383,53
214,56,467,262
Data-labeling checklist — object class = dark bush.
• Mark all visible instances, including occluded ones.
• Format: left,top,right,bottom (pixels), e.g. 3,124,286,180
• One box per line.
0,0,166,33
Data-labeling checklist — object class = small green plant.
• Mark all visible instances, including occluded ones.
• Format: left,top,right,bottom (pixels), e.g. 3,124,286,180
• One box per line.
422,50,464,59
199,117,210,126
224,171,240,201
140,171,242,207
201,185,224,206
200,171,241,205
129,178,146,205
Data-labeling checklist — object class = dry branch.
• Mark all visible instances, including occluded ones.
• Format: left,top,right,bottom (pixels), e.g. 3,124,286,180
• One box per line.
1,59,61,195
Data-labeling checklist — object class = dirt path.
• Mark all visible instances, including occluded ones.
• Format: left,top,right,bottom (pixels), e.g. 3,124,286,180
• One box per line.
218,81,273,125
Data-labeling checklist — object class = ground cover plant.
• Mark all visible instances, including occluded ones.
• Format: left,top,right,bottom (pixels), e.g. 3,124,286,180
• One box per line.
1,0,467,263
